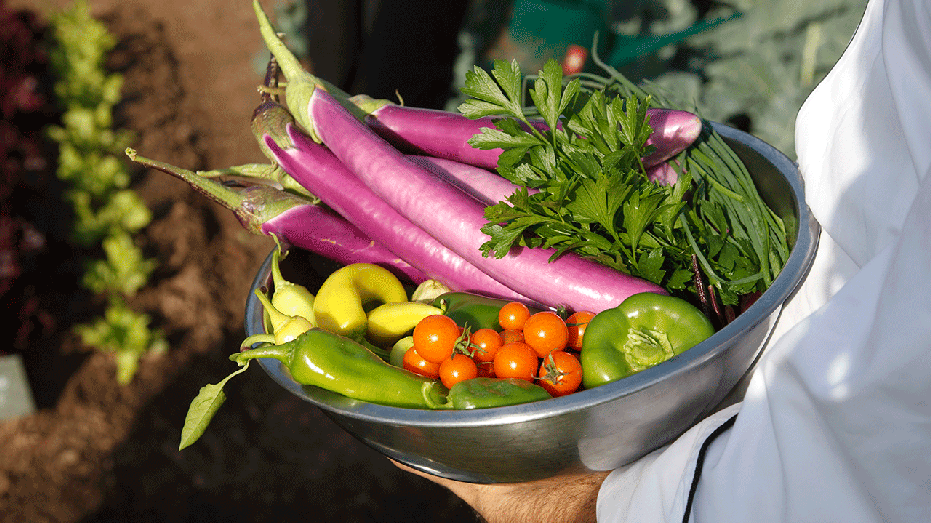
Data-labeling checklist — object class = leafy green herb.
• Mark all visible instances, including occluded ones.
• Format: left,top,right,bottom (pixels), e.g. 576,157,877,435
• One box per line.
458,58,789,307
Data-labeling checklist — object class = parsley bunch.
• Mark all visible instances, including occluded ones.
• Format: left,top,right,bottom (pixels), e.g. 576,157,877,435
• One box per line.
458,59,789,308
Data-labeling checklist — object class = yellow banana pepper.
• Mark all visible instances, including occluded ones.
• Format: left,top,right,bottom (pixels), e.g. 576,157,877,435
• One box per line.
249,289,313,346
270,236,316,325
366,301,444,347
313,263,408,338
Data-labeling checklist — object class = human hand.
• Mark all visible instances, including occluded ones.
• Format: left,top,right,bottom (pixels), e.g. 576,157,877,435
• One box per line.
392,460,609,523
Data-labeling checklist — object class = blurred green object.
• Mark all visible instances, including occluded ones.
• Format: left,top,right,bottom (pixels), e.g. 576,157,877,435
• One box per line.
504,0,740,74
507,0,609,71
647,0,868,159
607,10,741,67
74,297,168,386
47,0,165,385
0,354,36,421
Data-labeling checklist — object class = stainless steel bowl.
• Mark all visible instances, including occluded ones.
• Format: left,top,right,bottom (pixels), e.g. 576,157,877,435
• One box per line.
244,122,820,483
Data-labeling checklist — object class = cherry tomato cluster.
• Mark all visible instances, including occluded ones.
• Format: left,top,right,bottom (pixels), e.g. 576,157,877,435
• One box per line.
402,302,595,397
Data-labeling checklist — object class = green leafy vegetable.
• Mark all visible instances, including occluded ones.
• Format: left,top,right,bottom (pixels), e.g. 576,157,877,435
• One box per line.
458,58,789,307
82,231,158,297
73,297,168,385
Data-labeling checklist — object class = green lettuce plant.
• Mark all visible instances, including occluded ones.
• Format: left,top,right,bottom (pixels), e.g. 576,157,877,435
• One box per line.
46,0,165,384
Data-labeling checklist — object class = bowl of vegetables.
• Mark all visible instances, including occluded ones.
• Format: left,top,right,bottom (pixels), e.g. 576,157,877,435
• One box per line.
116,0,825,486
141,1,819,483
240,117,818,482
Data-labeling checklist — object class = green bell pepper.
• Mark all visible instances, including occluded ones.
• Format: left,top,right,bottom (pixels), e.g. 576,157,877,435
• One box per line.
580,293,715,389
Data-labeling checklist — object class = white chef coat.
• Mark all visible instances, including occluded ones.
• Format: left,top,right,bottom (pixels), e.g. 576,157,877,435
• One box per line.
597,0,931,520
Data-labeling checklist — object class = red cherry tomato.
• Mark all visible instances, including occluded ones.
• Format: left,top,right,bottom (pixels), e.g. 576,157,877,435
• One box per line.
493,341,538,381
403,347,440,379
470,328,503,363
412,314,461,363
538,350,583,397
566,311,595,350
498,301,531,331
438,353,479,389
522,311,569,357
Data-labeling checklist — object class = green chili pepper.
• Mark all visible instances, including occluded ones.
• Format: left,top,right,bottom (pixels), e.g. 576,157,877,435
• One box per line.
446,377,552,409
580,292,715,389
432,292,540,331
432,292,504,331
232,328,448,409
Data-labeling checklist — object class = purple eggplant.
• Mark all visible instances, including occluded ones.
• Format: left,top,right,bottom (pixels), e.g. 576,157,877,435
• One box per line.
306,88,667,313
360,101,513,171
406,155,535,205
252,0,700,173
647,161,680,186
261,124,527,301
641,109,703,167
125,149,427,283
412,155,684,204
361,99,702,172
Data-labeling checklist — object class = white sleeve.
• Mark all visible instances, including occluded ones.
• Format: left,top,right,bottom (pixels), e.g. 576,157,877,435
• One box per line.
598,0,931,521
596,404,739,523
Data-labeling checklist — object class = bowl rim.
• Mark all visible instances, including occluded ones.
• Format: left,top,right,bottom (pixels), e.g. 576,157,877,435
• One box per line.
245,121,820,428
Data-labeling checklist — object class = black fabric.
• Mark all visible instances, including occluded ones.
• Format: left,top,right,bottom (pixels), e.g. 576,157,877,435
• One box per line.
304,0,470,109
305,0,364,89
681,413,737,523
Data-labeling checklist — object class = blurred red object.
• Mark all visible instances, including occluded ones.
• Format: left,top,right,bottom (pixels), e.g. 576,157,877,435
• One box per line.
562,44,588,75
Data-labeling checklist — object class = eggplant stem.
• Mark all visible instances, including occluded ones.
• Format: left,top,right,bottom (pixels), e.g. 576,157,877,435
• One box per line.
124,148,302,232
262,55,281,102
692,254,713,320
258,85,286,98
707,283,725,327
126,148,246,209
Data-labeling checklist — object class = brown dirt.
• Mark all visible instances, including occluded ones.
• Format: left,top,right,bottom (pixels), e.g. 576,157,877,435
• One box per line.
1,1,478,521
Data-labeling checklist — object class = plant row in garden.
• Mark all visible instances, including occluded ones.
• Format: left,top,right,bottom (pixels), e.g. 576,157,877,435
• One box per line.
45,0,165,384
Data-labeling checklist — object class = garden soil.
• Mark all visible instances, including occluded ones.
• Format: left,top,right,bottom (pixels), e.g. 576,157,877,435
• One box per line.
2,1,479,521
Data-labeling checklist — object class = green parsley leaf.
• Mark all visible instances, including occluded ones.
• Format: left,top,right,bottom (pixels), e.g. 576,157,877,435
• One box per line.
458,57,791,311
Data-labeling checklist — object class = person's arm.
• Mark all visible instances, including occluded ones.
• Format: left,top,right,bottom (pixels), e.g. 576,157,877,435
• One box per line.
394,461,609,523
